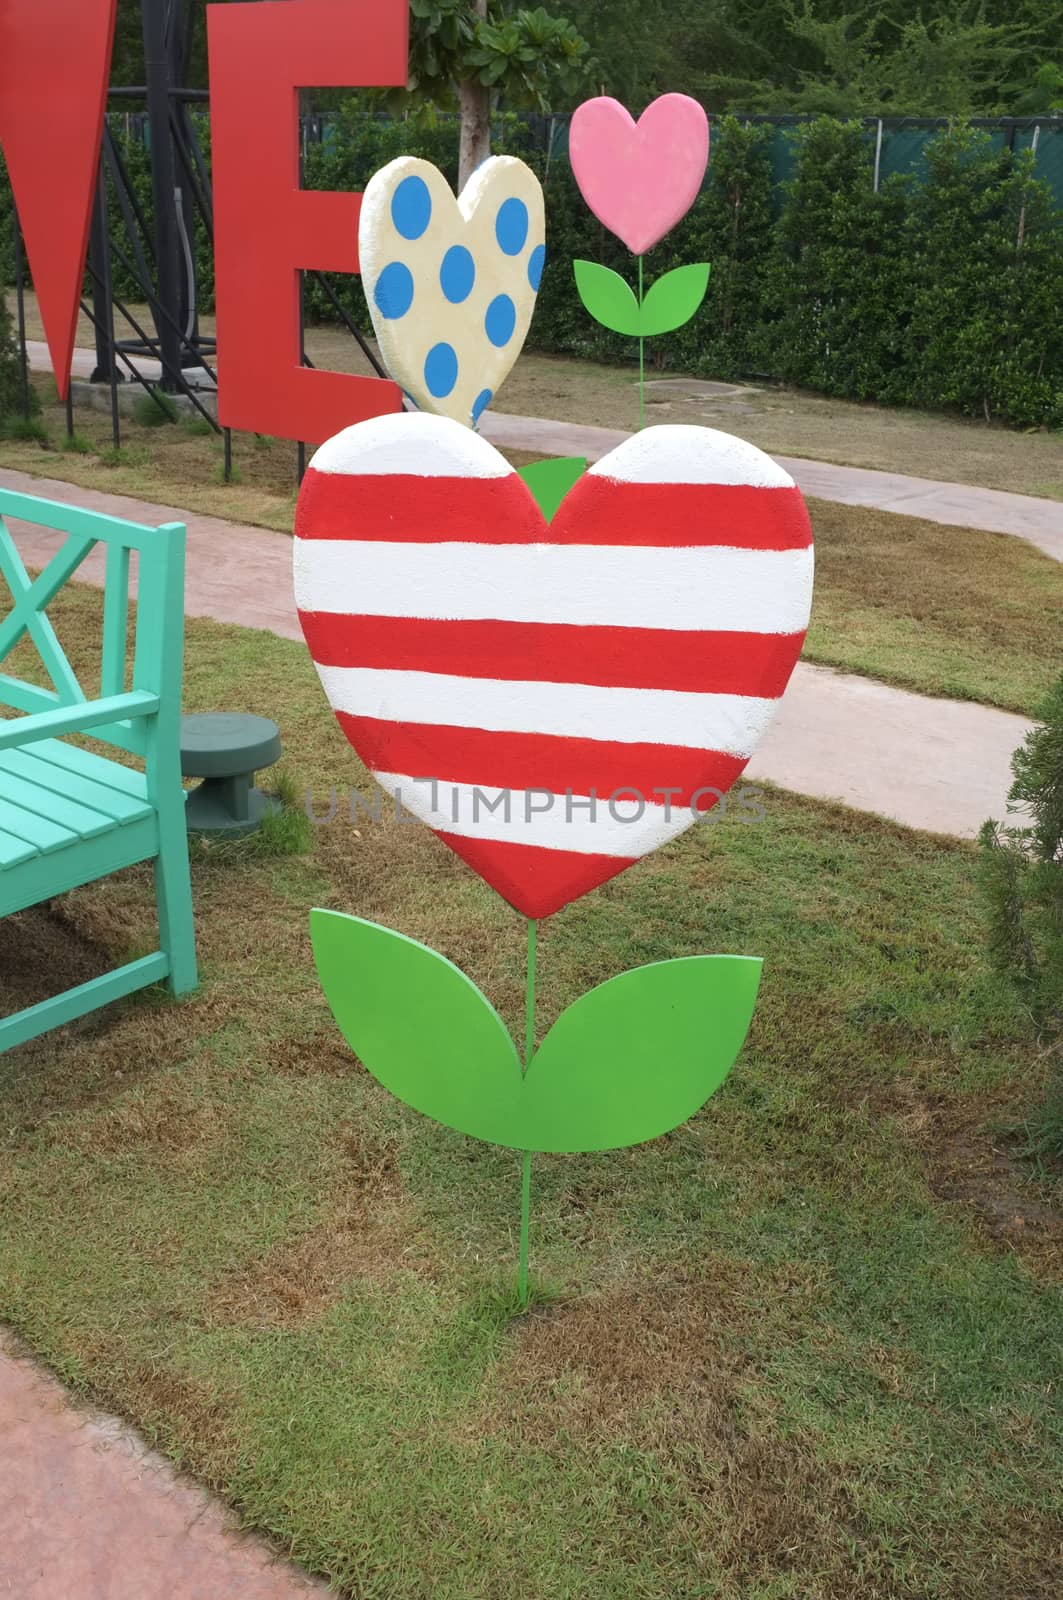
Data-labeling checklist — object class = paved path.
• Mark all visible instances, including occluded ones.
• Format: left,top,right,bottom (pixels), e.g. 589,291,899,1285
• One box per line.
483,411,1063,562
0,1334,327,1599
0,465,1032,840
30,340,1063,562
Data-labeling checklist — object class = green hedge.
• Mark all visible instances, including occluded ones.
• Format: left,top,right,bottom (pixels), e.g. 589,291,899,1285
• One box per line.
3,113,1061,427
0,283,23,420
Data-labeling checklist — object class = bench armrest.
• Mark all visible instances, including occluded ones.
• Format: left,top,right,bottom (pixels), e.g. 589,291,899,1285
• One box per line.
0,690,161,751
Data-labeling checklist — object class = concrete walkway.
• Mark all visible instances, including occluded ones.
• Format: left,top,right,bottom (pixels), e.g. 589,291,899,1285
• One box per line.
0,465,1032,840
25,339,1063,562
0,1334,327,1598
483,411,1063,562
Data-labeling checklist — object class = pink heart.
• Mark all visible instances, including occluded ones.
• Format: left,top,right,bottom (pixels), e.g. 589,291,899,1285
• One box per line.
569,94,709,256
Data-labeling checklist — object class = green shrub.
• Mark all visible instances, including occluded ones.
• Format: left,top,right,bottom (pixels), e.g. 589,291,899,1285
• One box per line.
181,415,215,438
0,286,29,422
0,412,47,444
769,120,915,401
906,127,1063,427
690,118,778,381
60,431,93,454
979,674,1063,1156
132,386,180,427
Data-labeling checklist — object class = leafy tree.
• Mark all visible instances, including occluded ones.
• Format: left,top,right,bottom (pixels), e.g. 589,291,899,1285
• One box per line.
110,0,209,91
1011,62,1063,116
563,0,1063,116
110,0,147,87
106,0,1063,121
778,1,1033,117
408,0,591,186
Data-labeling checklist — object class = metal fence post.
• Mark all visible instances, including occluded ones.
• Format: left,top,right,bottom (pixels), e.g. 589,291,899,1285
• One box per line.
11,203,30,419
1017,124,1043,252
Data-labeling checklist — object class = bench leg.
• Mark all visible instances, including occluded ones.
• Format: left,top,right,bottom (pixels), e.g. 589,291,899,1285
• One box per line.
155,817,198,996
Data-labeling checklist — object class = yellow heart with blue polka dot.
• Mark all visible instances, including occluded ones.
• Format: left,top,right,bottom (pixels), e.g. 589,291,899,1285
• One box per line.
359,155,546,430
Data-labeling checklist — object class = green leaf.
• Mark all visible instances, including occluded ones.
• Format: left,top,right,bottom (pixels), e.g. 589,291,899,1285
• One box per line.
310,910,525,1147
639,264,712,337
313,914,761,1157
573,260,642,337
517,457,586,522
522,956,762,1153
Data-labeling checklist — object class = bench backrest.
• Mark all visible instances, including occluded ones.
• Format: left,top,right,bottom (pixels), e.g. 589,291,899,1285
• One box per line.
0,488,186,765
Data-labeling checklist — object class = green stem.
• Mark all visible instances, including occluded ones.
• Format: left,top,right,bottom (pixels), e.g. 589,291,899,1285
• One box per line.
518,1148,532,1307
638,255,645,432
518,917,536,1307
524,916,536,1073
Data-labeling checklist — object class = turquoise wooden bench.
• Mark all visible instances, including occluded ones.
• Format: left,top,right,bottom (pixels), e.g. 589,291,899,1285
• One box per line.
0,487,197,1051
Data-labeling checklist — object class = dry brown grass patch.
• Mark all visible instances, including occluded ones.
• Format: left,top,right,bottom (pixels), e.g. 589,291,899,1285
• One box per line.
206,1124,436,1329
0,901,118,1011
487,1260,817,1437
476,1270,885,1600
273,1021,360,1078
68,1078,235,1160
857,1079,1063,1277
96,1360,245,1488
928,1124,1063,1277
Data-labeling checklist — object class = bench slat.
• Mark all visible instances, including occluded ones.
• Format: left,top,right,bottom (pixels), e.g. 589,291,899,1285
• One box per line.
0,769,119,840
20,736,147,799
0,827,39,868
0,793,79,853
0,747,151,825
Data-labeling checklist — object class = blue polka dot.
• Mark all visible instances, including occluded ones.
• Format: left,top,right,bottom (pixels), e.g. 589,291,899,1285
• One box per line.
373,261,414,320
472,388,493,423
424,342,458,399
528,243,546,292
439,245,476,304
495,197,529,256
485,294,516,348
391,176,432,240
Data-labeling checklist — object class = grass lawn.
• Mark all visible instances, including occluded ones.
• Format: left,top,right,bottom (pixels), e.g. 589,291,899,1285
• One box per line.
1,582,1061,1599
9,287,1063,498
805,499,1063,716
3,375,1062,716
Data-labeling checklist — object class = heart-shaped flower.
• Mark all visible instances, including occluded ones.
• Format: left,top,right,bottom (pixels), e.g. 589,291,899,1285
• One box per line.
569,94,709,255
294,414,813,920
359,155,545,429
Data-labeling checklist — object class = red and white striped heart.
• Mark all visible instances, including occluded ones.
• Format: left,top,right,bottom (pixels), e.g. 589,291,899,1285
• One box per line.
293,415,813,919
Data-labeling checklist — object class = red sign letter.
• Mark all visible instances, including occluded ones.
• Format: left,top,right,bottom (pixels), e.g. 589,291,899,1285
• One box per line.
207,0,408,444
0,0,118,399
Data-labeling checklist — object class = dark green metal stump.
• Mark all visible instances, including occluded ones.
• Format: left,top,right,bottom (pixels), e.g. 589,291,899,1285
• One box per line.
180,713,282,837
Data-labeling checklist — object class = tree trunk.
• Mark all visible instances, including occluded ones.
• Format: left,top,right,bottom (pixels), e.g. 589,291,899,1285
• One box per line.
458,77,492,191
457,0,491,192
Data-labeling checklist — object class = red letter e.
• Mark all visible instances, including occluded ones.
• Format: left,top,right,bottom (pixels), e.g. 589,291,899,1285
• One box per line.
207,0,408,444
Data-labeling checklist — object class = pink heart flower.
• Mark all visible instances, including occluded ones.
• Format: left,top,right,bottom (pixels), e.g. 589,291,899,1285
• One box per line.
569,94,710,256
